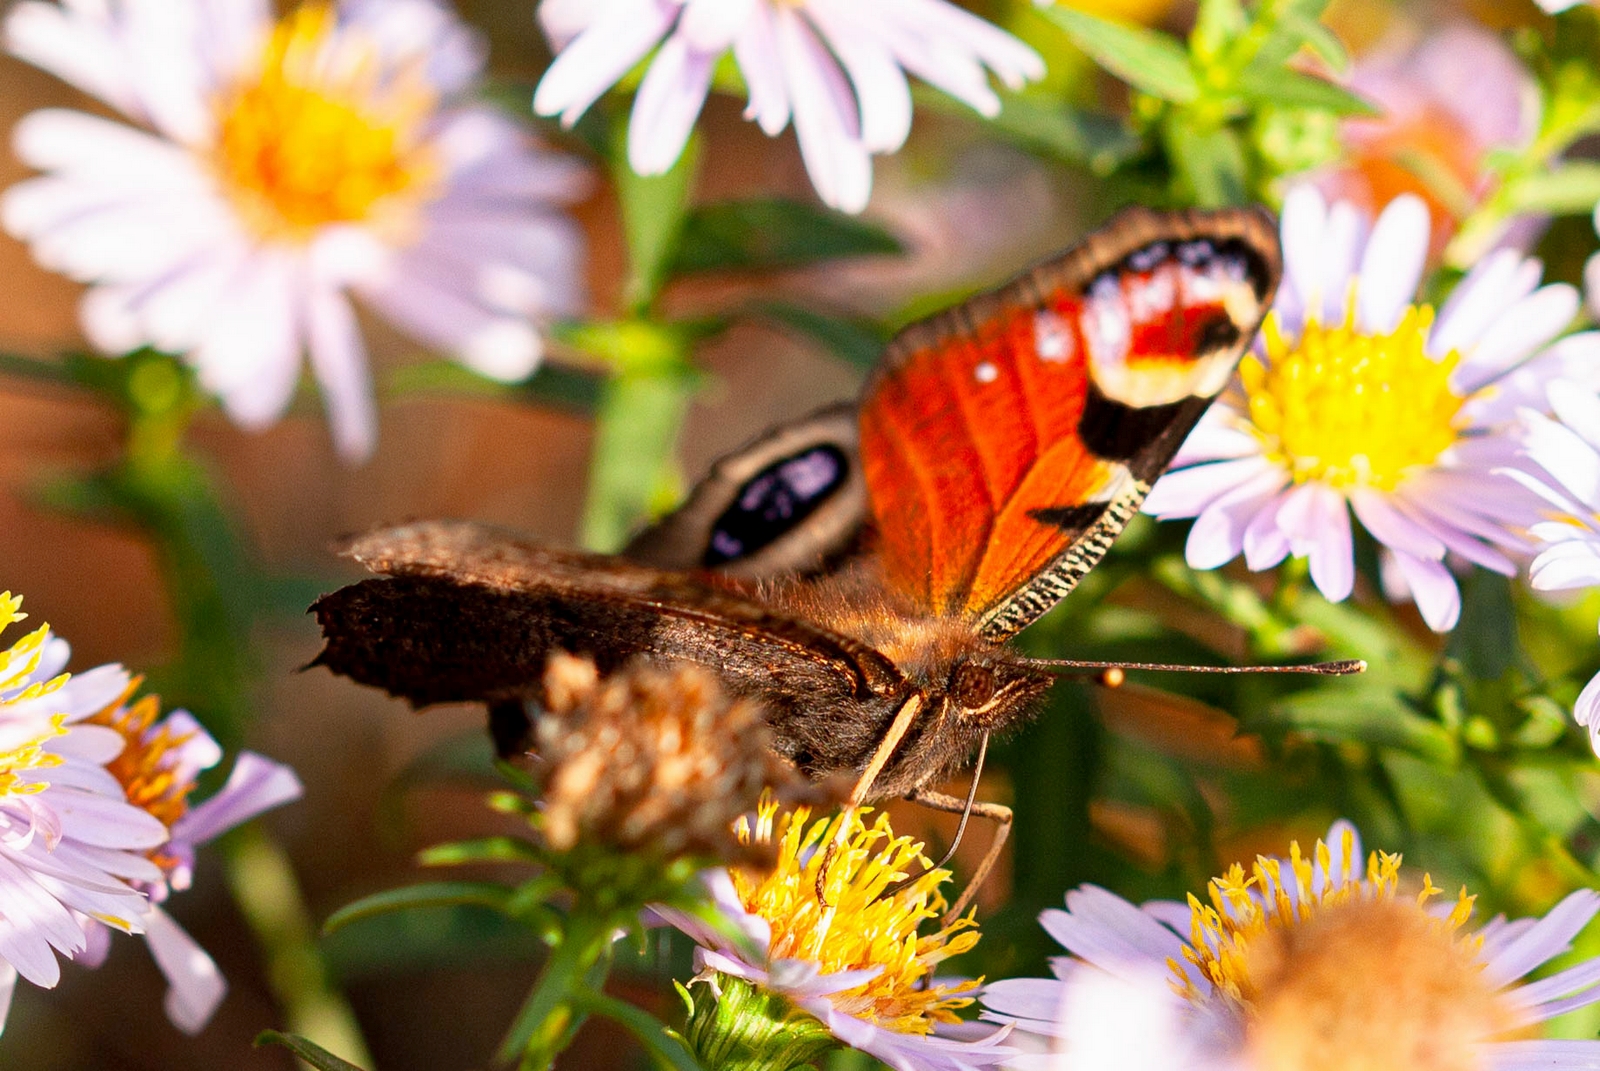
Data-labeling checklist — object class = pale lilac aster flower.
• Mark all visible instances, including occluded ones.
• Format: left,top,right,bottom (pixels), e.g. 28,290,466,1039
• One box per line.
1316,21,1537,261
983,822,1600,1071
1143,187,1591,632
653,801,1016,1070
0,595,166,1034
76,684,302,1034
532,0,1043,214
4,0,587,460
1500,383,1600,756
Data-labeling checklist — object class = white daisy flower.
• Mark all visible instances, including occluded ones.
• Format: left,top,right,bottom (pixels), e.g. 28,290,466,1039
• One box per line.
982,822,1600,1071
651,799,1016,1071
1500,383,1600,756
4,0,588,460
0,595,167,1035
532,0,1044,214
1143,187,1593,632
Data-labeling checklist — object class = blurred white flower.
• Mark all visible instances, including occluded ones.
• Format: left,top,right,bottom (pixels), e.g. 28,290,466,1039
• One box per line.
0,595,164,1034
1503,384,1600,757
983,822,1600,1071
533,0,1043,214
4,0,588,460
1144,187,1591,632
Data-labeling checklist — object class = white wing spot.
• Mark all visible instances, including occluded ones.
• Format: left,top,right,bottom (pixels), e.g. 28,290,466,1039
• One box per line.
975,361,999,384
1034,309,1075,363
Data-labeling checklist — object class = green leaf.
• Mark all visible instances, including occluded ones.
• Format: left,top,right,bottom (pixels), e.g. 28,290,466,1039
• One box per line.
1272,685,1458,763
1192,0,1246,63
1234,66,1377,116
256,1031,371,1071
321,903,546,981
1505,162,1600,216
417,836,544,868
1246,0,1336,70
322,881,515,935
385,359,604,415
1284,14,1350,72
753,301,887,369
579,992,707,1071
0,351,75,388
1041,6,1199,104
1448,571,1520,682
917,88,1142,172
671,198,901,274
616,129,700,313
1164,120,1247,206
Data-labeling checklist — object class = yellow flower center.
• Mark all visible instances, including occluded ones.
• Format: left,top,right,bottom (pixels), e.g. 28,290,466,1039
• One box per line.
1242,305,1466,491
90,679,194,834
1175,831,1522,1071
212,3,439,238
732,800,981,1034
0,593,68,799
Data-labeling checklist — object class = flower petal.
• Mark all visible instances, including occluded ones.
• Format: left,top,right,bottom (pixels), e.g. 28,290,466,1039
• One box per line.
143,906,225,1035
1484,889,1600,986
1356,194,1429,334
533,0,677,127
169,752,302,848
1384,549,1460,631
775,9,871,214
627,33,716,175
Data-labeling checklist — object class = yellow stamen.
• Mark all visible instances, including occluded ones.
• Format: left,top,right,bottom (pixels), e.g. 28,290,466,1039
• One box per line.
212,3,438,238
1174,828,1479,1005
90,677,195,833
1170,829,1529,1071
1242,303,1465,491
733,797,981,1035
0,595,69,798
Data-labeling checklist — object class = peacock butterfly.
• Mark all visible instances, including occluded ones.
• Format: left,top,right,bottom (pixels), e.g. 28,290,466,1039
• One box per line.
312,206,1299,905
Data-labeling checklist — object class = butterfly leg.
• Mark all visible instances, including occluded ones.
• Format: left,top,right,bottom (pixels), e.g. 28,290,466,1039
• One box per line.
816,691,926,903
487,699,535,758
906,788,1013,923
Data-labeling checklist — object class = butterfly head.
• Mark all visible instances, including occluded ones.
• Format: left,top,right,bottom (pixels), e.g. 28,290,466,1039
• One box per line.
941,654,1052,731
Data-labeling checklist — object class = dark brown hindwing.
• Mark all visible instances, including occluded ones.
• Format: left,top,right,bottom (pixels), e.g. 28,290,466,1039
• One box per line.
311,520,908,734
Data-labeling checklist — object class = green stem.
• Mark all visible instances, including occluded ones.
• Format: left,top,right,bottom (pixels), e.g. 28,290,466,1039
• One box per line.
497,913,616,1069
225,826,375,1070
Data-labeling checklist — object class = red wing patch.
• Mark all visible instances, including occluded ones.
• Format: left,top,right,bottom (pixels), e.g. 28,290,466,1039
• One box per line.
859,206,1281,636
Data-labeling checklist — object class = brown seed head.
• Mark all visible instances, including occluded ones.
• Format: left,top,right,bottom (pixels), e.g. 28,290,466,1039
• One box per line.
536,653,809,865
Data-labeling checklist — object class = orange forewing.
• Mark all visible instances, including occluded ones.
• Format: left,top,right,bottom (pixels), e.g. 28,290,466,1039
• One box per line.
859,206,1280,629
859,302,1114,617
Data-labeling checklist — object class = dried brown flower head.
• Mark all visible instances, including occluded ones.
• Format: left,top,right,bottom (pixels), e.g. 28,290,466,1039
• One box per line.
536,653,811,865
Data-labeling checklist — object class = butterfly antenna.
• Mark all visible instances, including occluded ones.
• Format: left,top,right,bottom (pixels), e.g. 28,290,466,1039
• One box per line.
1022,657,1366,678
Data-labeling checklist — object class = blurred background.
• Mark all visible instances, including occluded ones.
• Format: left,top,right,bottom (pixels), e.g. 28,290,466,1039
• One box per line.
0,0,1594,1067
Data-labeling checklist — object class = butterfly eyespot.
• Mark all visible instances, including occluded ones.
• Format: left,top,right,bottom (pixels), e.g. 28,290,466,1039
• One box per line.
704,444,849,566
950,662,996,711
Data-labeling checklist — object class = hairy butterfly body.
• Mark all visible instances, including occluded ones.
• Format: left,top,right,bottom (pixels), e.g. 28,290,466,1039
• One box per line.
313,206,1281,833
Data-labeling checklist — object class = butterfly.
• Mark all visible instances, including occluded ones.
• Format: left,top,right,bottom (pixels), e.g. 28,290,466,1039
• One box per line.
313,205,1294,907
